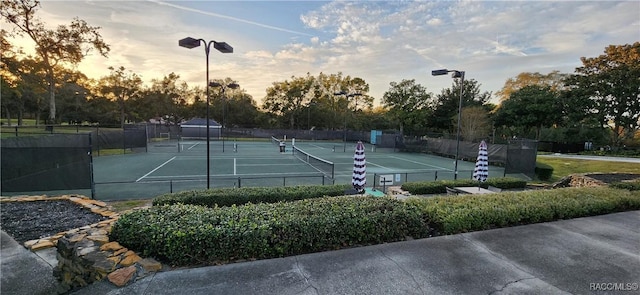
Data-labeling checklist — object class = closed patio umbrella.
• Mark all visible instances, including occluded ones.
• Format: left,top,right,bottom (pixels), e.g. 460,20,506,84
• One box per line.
352,141,366,193
473,140,489,184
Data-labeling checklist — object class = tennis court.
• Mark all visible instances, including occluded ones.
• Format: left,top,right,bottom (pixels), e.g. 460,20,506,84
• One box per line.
89,138,505,200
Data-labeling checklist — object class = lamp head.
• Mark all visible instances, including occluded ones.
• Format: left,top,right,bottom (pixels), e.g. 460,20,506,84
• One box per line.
431,69,449,76
214,41,233,53
179,37,200,49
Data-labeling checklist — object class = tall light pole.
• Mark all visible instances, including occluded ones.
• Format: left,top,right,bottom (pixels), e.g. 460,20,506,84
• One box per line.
209,81,239,153
334,91,362,152
179,37,233,189
432,69,465,180
307,102,316,131
209,81,239,129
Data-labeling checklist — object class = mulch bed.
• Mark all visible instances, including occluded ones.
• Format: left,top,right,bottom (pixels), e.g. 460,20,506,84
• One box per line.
585,173,640,183
0,200,109,245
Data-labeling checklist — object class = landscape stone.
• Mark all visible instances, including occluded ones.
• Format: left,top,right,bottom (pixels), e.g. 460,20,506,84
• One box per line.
100,241,123,251
107,265,137,287
138,258,163,272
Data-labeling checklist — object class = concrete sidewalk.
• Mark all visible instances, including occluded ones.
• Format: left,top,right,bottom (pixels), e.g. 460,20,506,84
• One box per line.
538,154,640,163
3,211,639,295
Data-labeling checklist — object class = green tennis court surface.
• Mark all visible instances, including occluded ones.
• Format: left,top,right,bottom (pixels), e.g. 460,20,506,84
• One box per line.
85,139,504,200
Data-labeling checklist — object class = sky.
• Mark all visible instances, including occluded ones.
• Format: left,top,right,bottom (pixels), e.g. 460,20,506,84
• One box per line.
7,0,640,106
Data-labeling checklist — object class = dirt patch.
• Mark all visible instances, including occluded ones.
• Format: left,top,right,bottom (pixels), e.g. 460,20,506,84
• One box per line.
0,200,109,245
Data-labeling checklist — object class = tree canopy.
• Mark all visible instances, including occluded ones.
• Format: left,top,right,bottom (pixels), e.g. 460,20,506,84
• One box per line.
1,0,110,123
570,42,640,146
429,78,491,134
494,85,561,140
381,79,431,136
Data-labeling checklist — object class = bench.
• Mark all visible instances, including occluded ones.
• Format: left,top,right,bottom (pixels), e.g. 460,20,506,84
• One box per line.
445,187,459,195
487,186,503,192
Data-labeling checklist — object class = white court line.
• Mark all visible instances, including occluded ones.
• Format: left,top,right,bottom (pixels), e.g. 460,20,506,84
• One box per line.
367,161,393,170
334,161,392,170
141,171,322,180
234,158,236,175
136,156,176,182
309,144,327,149
188,142,199,150
388,155,452,170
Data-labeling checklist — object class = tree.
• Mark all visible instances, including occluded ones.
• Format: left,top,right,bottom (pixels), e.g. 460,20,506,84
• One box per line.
496,71,568,102
430,78,491,134
381,79,431,136
262,72,371,130
85,96,118,125
310,72,372,130
53,68,90,124
263,75,314,129
97,66,143,127
493,85,561,140
571,42,640,147
458,106,491,142
1,29,22,125
1,0,110,123
140,72,192,125
1,53,48,125
226,92,261,128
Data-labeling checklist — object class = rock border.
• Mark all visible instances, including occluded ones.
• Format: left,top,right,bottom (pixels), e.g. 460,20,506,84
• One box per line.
0,195,163,292
552,172,640,189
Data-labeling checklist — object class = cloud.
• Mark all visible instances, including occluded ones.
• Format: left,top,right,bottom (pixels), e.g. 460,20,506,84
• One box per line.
12,0,638,106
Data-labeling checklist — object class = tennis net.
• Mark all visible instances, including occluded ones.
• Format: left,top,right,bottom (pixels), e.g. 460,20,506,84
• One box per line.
292,146,335,179
271,136,282,145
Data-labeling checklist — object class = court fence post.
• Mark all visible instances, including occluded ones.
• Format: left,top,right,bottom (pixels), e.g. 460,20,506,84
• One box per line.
88,133,96,200
170,180,173,193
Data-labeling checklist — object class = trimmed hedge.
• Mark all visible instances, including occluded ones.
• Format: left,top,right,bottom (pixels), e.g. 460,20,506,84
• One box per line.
610,181,640,191
535,162,554,181
400,177,526,195
112,186,640,267
405,187,640,235
153,184,352,207
111,196,430,266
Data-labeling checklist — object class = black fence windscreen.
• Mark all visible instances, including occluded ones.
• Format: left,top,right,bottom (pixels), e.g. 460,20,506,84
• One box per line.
401,137,537,178
1,134,92,192
505,139,538,178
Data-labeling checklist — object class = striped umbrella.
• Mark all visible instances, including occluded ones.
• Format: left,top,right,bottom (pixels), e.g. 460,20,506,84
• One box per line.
473,140,489,183
352,141,366,193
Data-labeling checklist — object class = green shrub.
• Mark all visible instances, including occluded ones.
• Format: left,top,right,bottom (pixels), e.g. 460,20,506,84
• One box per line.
153,184,352,207
610,181,640,191
400,177,526,194
405,187,640,235
535,162,554,181
111,196,431,266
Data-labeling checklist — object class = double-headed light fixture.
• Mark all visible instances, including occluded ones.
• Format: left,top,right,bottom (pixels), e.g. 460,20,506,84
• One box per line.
333,91,362,152
179,37,233,189
431,69,465,180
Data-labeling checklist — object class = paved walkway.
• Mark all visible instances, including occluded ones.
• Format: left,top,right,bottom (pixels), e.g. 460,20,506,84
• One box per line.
2,211,639,295
538,154,640,163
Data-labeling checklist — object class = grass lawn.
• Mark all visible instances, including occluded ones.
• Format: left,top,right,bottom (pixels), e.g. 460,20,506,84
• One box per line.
108,199,153,213
537,157,640,182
